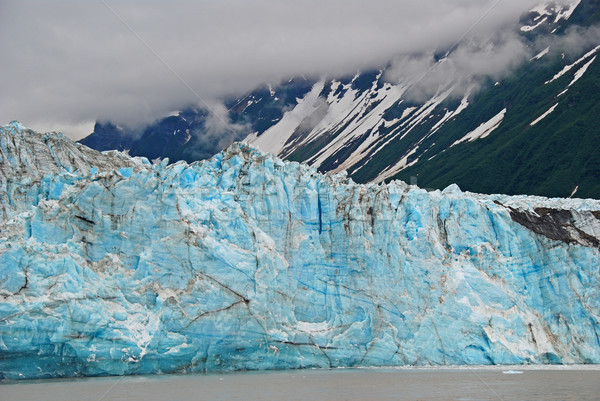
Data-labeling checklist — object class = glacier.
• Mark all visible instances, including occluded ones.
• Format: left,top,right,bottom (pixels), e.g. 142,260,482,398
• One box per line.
1,121,600,380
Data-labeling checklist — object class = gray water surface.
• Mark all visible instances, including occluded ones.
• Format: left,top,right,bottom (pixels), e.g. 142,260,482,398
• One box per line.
2,366,600,401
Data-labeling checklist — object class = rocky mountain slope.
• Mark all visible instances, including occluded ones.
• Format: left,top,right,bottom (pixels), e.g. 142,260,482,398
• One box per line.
80,0,600,199
2,122,600,379
79,78,313,163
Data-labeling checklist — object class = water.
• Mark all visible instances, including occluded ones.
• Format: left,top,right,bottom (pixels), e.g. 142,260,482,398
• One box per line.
2,366,600,401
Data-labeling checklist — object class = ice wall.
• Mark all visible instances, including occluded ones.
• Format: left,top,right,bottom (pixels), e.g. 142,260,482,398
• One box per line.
1,122,600,379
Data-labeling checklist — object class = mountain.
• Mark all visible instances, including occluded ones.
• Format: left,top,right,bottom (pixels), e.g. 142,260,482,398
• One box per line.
245,0,600,198
79,78,313,163
78,0,600,200
2,122,600,379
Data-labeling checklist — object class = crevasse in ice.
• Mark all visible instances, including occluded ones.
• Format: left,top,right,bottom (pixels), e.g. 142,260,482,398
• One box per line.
1,121,600,379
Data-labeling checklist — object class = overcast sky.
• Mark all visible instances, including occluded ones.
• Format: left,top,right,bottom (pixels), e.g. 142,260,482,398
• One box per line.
0,0,549,139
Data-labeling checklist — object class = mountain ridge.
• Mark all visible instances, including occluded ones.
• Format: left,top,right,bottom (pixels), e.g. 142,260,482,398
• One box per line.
78,0,600,198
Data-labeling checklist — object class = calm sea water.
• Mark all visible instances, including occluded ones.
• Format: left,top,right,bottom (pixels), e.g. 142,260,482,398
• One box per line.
2,366,600,401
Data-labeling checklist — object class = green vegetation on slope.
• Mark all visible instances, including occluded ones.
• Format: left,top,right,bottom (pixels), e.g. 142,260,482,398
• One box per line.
392,53,600,199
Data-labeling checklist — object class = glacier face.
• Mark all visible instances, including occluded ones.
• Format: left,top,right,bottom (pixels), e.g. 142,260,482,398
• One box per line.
1,122,600,380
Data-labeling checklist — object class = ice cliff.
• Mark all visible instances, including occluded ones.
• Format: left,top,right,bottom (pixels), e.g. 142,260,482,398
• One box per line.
1,121,600,380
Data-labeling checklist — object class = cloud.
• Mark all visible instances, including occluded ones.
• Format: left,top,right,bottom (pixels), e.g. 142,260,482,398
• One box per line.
534,24,600,58
385,31,530,102
383,0,599,102
193,101,250,154
0,0,562,139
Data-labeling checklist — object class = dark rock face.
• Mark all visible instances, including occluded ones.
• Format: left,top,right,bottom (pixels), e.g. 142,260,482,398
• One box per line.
509,207,600,248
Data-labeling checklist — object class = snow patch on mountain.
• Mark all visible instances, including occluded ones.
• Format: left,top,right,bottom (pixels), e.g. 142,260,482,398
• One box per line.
361,86,457,170
452,109,506,147
569,55,597,86
546,45,600,84
245,80,326,154
430,88,472,135
373,146,420,184
523,0,582,32
522,16,549,32
306,80,408,172
531,46,551,61
530,103,559,126
554,0,582,22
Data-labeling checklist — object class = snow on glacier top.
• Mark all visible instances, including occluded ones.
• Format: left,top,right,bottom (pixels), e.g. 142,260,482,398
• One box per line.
3,121,600,211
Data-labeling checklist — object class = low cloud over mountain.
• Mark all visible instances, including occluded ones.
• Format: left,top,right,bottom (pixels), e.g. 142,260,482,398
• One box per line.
0,0,553,139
